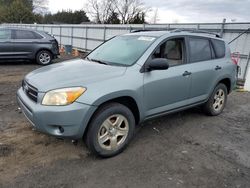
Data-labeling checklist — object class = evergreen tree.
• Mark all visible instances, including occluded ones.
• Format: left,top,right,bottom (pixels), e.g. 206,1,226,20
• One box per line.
0,0,34,23
105,12,120,24
43,10,90,24
129,12,146,24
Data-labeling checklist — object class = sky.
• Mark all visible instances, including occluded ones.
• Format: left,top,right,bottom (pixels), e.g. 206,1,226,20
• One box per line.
48,0,250,23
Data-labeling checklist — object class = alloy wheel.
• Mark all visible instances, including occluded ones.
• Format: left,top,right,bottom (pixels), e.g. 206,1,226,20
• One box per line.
98,114,129,151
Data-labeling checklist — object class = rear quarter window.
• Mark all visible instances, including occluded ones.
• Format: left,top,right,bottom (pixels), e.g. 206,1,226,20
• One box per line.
0,29,11,40
188,37,212,63
14,30,43,39
211,39,225,58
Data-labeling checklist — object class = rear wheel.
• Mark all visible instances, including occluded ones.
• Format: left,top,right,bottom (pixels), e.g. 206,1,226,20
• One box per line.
85,103,135,158
36,50,52,65
203,83,227,116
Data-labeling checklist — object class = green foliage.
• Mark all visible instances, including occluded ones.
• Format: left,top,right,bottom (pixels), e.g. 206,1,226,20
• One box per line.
0,0,144,24
129,12,146,24
43,10,90,24
0,0,34,23
8,0,34,23
105,12,120,24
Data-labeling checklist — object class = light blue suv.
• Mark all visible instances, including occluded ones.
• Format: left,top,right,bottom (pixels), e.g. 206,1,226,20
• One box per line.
17,30,237,157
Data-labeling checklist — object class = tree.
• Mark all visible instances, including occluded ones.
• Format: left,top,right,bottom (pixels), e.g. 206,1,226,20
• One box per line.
33,0,48,15
105,11,120,24
129,12,145,24
86,0,147,24
0,0,32,10
3,0,34,23
86,0,114,23
114,0,146,24
43,10,90,24
0,0,46,23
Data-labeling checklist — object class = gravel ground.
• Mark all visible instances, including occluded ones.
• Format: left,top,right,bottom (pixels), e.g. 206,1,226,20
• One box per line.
0,57,250,188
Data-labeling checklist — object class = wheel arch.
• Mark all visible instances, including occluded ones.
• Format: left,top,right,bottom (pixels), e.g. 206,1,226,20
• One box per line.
217,77,231,94
35,48,53,59
83,95,142,139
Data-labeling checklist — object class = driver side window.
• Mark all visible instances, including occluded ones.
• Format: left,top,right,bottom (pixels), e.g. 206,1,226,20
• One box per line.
152,38,185,66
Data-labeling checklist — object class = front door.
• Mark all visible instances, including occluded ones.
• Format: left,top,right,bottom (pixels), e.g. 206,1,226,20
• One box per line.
143,37,192,117
0,29,13,59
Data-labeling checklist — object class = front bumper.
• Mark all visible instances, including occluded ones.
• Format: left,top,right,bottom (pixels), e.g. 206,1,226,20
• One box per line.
17,88,97,139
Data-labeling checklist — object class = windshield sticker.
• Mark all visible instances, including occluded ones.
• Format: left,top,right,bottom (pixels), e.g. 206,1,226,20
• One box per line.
138,36,155,42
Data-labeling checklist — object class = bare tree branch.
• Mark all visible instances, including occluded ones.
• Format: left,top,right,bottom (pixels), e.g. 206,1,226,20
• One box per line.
85,0,114,23
86,0,147,24
33,0,49,15
114,0,145,24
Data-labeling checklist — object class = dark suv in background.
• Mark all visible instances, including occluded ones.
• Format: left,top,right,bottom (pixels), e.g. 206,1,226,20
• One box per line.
0,27,59,65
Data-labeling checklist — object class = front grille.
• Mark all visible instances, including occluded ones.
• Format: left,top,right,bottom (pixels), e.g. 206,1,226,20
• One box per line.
22,80,38,103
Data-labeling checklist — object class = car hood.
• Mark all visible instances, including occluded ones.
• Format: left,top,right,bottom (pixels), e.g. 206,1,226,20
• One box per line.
25,58,127,92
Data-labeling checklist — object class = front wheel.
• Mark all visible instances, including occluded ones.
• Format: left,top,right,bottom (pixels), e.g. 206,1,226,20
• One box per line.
85,103,135,158
36,50,52,65
203,83,228,116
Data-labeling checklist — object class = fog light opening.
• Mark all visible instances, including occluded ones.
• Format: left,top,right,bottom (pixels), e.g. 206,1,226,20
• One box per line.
58,126,64,133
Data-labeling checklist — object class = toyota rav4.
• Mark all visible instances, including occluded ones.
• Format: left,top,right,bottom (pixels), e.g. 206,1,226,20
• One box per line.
17,30,237,157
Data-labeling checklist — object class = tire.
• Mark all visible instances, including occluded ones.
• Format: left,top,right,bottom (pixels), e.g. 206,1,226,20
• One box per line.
203,83,228,116
85,103,135,158
36,50,52,65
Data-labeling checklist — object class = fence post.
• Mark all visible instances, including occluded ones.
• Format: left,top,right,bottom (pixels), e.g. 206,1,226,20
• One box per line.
85,26,88,51
220,18,226,37
168,24,170,30
103,26,106,42
243,51,250,81
197,24,200,30
59,25,62,47
71,26,73,46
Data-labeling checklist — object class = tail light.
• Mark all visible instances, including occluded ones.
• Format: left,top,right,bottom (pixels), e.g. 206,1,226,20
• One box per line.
231,52,240,65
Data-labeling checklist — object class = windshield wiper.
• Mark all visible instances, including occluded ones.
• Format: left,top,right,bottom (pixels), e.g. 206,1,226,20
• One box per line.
85,57,125,66
89,58,108,65
85,56,90,61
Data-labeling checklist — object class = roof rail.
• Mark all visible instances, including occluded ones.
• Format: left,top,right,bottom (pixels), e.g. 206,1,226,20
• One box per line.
171,29,221,38
131,29,162,33
131,28,221,38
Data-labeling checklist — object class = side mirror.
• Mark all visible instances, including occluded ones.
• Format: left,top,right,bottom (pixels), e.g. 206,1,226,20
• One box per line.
146,58,169,72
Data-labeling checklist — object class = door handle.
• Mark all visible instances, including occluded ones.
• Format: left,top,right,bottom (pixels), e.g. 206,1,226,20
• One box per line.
182,71,192,76
215,66,222,70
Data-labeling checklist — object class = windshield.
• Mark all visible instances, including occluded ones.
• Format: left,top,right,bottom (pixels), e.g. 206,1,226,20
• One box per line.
87,35,156,66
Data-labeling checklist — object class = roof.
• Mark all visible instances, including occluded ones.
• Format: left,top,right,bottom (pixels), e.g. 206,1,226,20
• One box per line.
126,29,222,40
126,31,170,37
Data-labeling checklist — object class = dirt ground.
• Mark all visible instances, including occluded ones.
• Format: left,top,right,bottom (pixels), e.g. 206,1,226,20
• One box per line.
0,57,250,188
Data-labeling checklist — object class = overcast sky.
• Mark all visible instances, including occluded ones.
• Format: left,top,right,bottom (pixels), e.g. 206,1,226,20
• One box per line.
48,0,250,23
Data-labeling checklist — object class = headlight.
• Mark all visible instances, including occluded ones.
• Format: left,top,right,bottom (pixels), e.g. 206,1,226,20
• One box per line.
42,87,86,106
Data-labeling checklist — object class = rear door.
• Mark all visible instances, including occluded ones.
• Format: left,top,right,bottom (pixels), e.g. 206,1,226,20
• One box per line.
187,36,222,103
12,29,43,58
0,28,13,58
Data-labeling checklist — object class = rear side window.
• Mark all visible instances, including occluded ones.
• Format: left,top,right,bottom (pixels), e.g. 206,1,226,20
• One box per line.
188,37,212,63
211,39,225,58
0,29,11,40
14,30,43,39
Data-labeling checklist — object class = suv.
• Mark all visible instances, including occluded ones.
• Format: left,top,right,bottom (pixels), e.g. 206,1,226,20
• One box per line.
0,27,59,65
17,30,236,157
